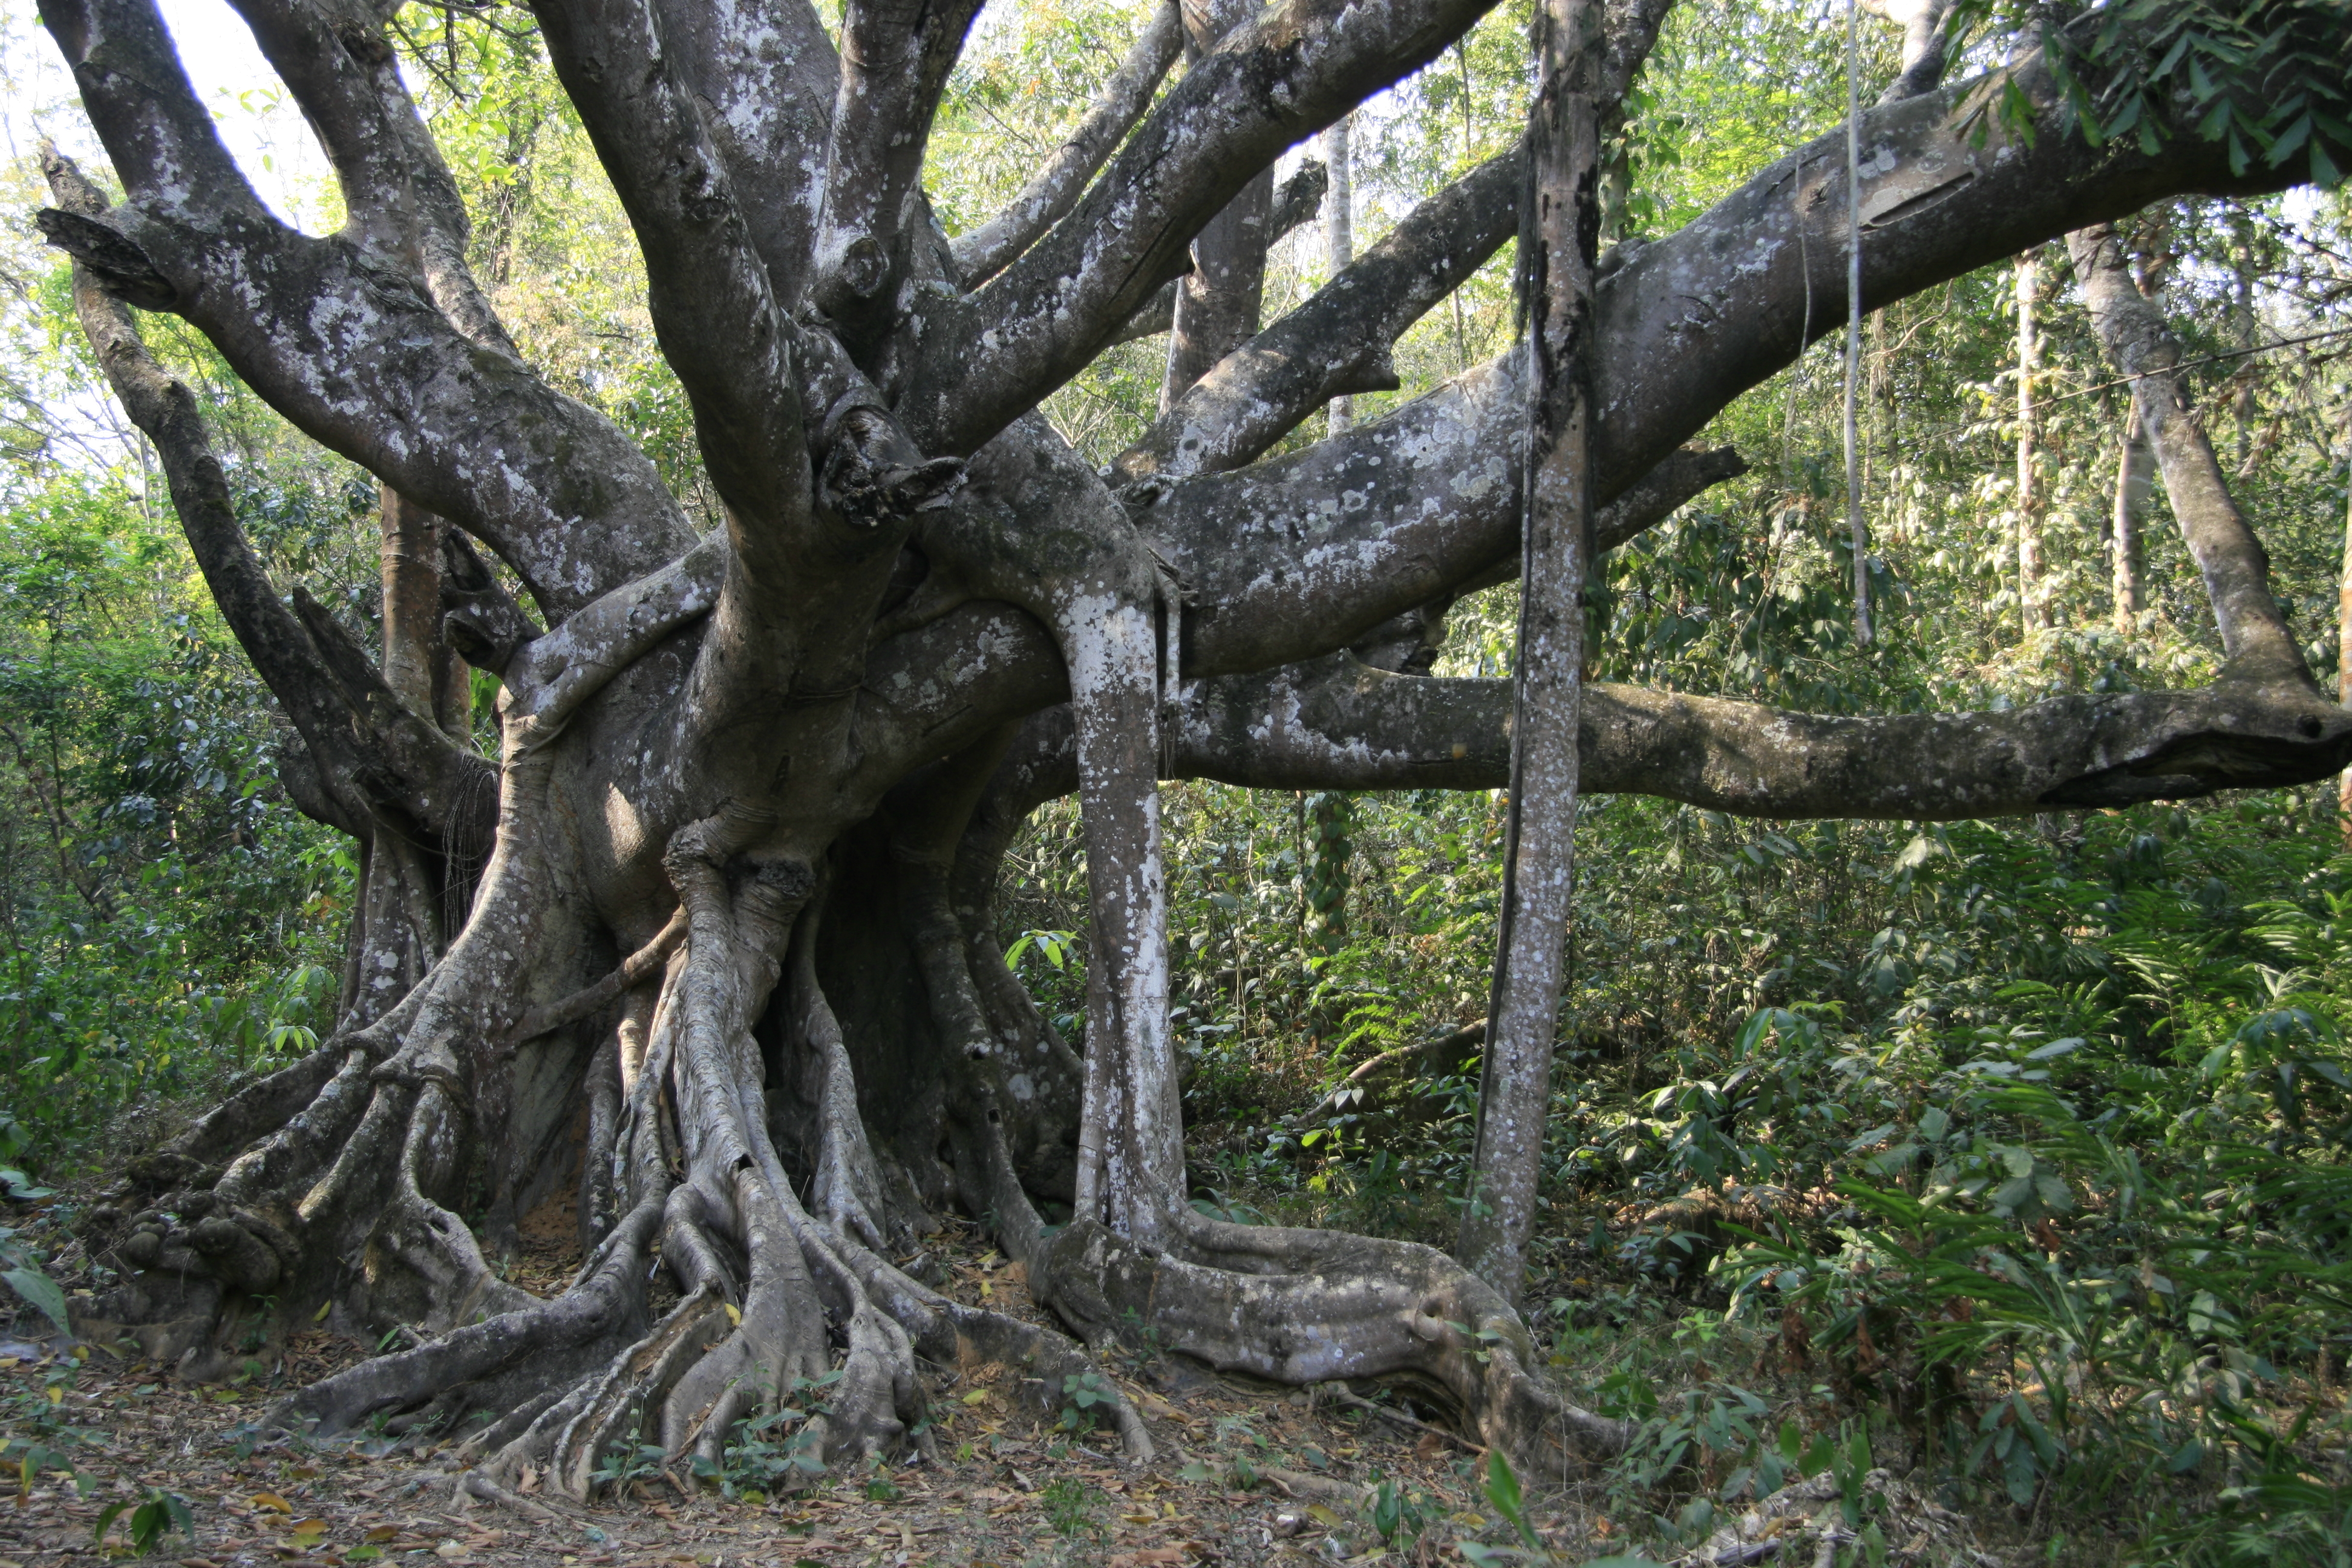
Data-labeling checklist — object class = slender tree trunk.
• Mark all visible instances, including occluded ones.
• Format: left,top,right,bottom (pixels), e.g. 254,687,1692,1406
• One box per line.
2232,207,2257,473
1325,114,1355,437
1453,44,1476,374
1455,0,1600,1301
2069,224,2311,687
2017,250,2047,634
1843,0,1872,646
2113,402,2149,632
2339,413,2352,845
1304,791,1351,953
378,486,472,745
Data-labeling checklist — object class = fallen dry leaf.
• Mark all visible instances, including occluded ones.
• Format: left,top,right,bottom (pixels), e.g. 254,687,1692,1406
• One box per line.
1106,1548,1193,1568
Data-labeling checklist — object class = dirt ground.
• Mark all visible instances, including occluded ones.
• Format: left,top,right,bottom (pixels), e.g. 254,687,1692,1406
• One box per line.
1,1218,1559,1568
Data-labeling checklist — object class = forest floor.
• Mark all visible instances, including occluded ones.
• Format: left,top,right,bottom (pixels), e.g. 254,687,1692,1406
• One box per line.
1,1209,1615,1568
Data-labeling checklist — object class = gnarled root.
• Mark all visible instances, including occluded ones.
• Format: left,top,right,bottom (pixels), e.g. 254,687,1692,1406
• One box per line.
1029,1209,1629,1482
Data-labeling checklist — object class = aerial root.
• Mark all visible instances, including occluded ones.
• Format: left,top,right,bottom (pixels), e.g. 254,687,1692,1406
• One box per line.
454,1469,573,1524
547,1287,731,1497
284,1194,667,1437
1020,1208,1632,1481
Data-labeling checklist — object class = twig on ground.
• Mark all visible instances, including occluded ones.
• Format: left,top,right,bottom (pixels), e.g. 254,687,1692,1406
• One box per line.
1320,1383,1483,1452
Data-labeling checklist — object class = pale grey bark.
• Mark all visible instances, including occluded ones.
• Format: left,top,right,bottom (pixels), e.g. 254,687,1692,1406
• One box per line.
952,1,1184,287
1843,0,1872,645
1324,114,1356,436
1453,0,1602,1301
2017,250,2048,633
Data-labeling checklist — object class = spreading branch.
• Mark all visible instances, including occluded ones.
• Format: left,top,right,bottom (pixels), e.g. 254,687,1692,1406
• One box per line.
897,0,1498,453
38,2,694,618
529,0,809,540
950,0,1184,287
1114,145,1523,486
222,0,515,351
1106,159,1330,346
42,146,494,849
1129,55,2314,692
647,0,842,299
811,0,988,337
1161,661,2352,812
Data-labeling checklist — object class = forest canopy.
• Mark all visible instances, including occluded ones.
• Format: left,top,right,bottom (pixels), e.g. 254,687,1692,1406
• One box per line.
4,0,2352,1560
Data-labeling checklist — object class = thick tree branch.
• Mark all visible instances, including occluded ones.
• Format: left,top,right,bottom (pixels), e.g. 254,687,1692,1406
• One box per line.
1161,661,2352,814
44,146,494,846
952,0,1184,288
845,441,1740,799
649,0,841,302
33,0,270,225
529,0,809,541
1157,0,1279,411
811,0,988,338
1862,0,1956,102
1143,54,2316,683
221,0,516,352
897,0,1497,453
2068,222,2314,688
1115,144,1522,487
1113,0,1665,482
38,0,696,618
1105,159,1330,347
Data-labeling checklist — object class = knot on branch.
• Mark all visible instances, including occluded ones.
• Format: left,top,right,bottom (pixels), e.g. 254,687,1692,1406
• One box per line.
834,234,891,301
36,208,177,310
2040,691,2352,808
819,401,965,530
439,531,538,675
663,803,781,892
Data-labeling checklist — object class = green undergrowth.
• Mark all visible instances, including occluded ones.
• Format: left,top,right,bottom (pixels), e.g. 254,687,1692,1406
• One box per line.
1037,782,2352,1565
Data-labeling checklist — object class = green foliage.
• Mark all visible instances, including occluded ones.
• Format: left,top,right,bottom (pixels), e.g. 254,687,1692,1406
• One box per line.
588,1440,670,1493
1057,1370,1112,1434
689,1404,827,1501
3,1359,104,1498
0,462,352,1172
1040,1474,1104,1538
2011,0,2352,188
0,1225,70,1338
91,1488,192,1558
5,1,2350,1560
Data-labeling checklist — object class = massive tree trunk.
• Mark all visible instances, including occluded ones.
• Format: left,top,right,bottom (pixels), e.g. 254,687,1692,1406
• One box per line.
33,0,2351,1495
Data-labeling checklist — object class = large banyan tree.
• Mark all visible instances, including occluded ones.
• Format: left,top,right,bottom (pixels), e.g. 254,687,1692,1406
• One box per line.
31,0,2352,1491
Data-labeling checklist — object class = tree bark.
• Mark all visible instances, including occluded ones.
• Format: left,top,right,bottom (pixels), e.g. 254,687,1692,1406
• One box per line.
1324,113,1356,437
2113,402,2149,632
1157,0,1278,410
2338,411,2352,845
377,486,472,746
2068,223,2313,688
1454,0,1601,1302
1843,0,1872,646
34,0,2352,1492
